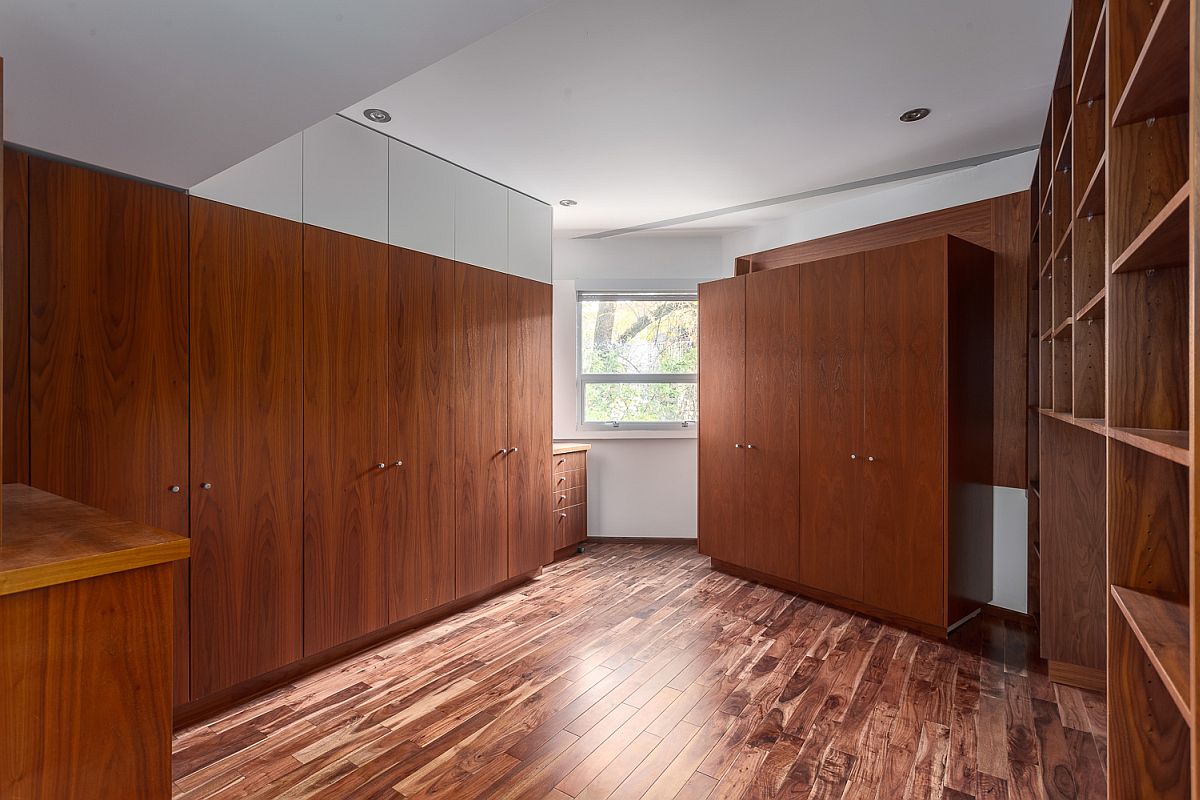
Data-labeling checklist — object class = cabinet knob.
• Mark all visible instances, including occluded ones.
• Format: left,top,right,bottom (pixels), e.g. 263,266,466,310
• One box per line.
509,447,519,454
393,461,403,468
850,454,858,460
376,463,387,470
734,443,743,448
867,456,876,463
498,448,509,455
168,485,181,494
200,482,212,490
745,444,756,449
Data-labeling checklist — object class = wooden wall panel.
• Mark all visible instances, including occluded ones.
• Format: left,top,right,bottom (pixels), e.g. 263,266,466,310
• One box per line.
389,249,456,621
454,263,509,597
3,147,28,484
861,239,946,627
797,254,865,601
743,265,800,583
739,192,1029,488
697,276,746,566
188,199,303,697
0,564,174,799
506,275,552,576
302,226,390,656
27,157,190,703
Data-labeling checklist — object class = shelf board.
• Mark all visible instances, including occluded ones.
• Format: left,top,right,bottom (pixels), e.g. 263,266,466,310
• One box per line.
1075,288,1106,321
1111,183,1190,274
1037,409,1107,437
1111,0,1189,126
1039,328,1053,343
1040,254,1053,280
1110,586,1192,726
1075,7,1106,104
1052,224,1073,262
1108,426,1191,466
1075,155,1106,220
1052,119,1072,173
1051,318,1073,341
1039,185,1053,219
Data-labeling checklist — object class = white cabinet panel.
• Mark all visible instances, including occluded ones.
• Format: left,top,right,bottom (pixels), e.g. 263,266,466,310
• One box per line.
454,167,508,271
190,133,303,222
303,116,388,243
507,191,552,283
388,140,455,259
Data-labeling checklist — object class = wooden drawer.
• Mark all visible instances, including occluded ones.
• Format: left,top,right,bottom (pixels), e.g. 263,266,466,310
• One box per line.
552,467,586,492
552,486,586,510
552,450,586,474
553,502,587,550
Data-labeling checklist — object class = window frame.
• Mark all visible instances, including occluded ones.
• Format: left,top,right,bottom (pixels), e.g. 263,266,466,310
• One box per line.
575,291,699,432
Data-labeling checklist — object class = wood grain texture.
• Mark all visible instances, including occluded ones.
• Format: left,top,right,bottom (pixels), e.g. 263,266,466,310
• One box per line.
170,542,1107,800
506,275,552,577
742,264,800,584
1108,439,1189,600
27,156,190,703
302,226,390,656
3,146,28,484
1108,266,1188,430
1038,417,1106,673
389,248,456,622
454,262,509,597
861,238,946,627
797,253,865,601
188,198,303,698
2,563,174,799
737,192,1029,489
696,276,745,566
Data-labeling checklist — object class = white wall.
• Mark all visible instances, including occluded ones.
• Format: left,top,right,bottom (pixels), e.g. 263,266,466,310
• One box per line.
552,236,725,538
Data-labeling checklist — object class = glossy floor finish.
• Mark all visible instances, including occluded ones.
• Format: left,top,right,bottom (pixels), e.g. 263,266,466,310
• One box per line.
171,543,1107,799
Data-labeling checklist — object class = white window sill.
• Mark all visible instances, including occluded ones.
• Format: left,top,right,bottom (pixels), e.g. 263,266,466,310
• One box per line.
561,429,698,441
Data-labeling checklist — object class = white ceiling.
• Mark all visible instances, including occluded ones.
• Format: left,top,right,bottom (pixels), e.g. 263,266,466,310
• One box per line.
346,0,1071,236
0,0,552,187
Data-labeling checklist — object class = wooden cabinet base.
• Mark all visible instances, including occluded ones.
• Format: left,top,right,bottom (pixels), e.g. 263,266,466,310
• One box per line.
0,563,174,799
173,567,539,730
1047,660,1106,693
709,558,956,640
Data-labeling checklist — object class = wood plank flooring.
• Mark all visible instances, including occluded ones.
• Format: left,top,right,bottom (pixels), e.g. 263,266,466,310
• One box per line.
172,542,1107,799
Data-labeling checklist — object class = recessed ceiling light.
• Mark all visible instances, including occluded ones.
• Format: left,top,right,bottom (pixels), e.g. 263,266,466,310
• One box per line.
363,108,392,123
559,199,578,207
899,108,931,123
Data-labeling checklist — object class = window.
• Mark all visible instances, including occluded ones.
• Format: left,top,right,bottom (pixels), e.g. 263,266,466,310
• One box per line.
577,291,698,430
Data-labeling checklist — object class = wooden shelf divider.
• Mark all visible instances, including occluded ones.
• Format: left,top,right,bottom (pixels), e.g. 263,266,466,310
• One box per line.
1110,0,1189,126
1076,287,1106,321
1075,6,1106,104
1111,182,1190,274
1110,585,1192,726
1108,426,1192,467
1051,318,1074,341
1075,155,1106,220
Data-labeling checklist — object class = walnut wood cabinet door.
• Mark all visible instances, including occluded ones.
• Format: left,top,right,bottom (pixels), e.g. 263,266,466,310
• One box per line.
862,240,946,627
302,226,391,655
506,275,552,577
743,266,801,583
4,147,29,485
389,248,456,622
797,254,866,601
454,262,509,597
28,158,191,703
189,199,303,696
697,276,746,565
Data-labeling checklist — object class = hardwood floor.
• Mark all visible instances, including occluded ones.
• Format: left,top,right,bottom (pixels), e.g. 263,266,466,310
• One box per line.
171,543,1106,799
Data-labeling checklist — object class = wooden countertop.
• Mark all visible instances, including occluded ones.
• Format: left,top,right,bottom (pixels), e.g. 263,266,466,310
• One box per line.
552,442,592,456
0,483,190,597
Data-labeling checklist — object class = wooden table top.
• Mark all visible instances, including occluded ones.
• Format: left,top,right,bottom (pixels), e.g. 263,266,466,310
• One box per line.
552,442,592,456
0,483,189,597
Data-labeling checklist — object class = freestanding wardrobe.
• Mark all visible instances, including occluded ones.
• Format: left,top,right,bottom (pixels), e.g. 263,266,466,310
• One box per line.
698,234,995,636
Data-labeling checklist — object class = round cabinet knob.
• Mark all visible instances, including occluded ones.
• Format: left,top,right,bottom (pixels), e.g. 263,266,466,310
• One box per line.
850,454,858,460
867,456,876,463
734,443,743,449
745,444,756,450
393,461,403,468
168,485,181,493
509,447,519,454
200,482,212,490
376,463,387,470
498,448,509,456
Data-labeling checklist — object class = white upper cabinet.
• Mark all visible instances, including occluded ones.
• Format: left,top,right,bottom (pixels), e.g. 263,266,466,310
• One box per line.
454,167,508,271
507,191,552,283
303,116,388,243
190,133,303,222
388,139,455,260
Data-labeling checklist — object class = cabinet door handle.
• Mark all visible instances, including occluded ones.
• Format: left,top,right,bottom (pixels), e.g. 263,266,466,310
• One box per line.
867,456,876,463
509,447,519,454
734,443,743,448
200,482,212,490
498,448,509,455
168,485,181,494
850,454,858,460
393,461,403,468
376,463,387,470
745,444,756,449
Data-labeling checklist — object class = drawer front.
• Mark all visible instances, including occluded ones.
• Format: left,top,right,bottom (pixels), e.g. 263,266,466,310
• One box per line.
553,503,587,550
552,450,586,474
551,467,586,493
552,486,586,510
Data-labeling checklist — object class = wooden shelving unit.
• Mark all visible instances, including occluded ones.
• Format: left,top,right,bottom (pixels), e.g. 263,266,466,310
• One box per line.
1031,1,1196,796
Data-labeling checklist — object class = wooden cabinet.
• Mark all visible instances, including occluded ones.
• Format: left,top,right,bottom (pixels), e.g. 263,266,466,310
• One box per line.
302,226,391,655
700,235,995,634
551,445,589,552
27,158,191,702
188,198,303,697
388,248,456,622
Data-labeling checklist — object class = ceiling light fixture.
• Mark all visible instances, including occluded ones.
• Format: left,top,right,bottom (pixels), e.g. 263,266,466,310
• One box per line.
899,108,931,123
559,199,578,207
363,108,392,123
